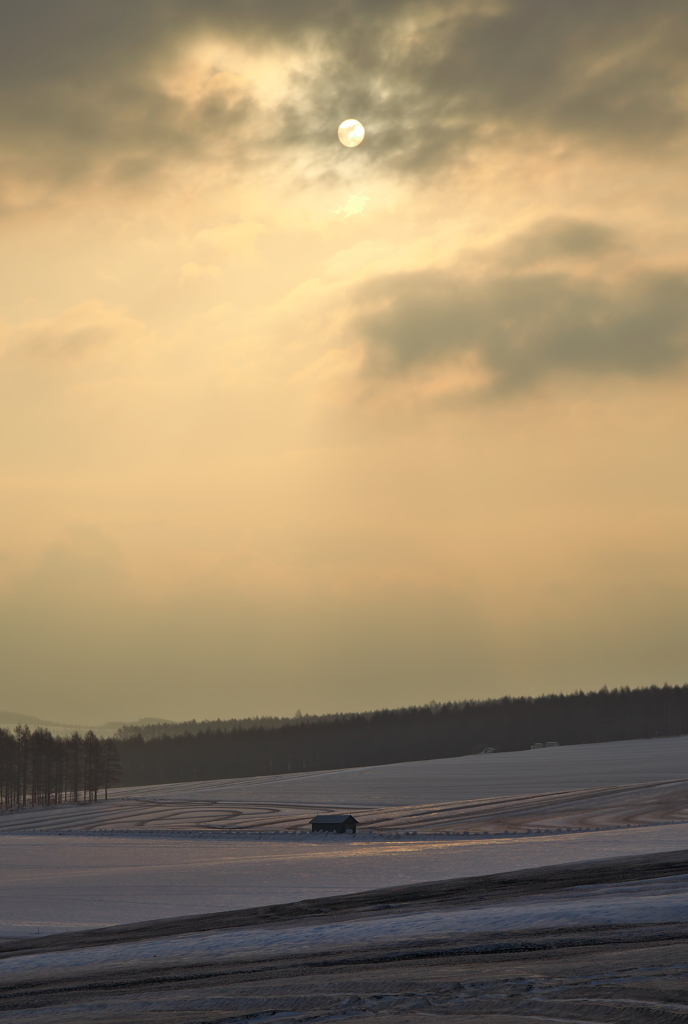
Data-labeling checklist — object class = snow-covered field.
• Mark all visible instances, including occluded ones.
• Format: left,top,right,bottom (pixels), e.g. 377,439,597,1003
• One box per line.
116,734,688,804
2,735,688,939
3,738,688,1022
5,734,688,837
5,871,688,986
5,823,688,937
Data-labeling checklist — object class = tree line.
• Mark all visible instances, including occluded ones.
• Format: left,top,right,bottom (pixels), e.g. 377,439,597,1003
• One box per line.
0,727,120,811
114,709,367,741
115,683,688,787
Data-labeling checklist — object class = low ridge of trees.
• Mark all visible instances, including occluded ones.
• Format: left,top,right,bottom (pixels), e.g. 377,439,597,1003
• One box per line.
5,684,688,796
115,683,688,788
114,709,367,741
0,727,121,810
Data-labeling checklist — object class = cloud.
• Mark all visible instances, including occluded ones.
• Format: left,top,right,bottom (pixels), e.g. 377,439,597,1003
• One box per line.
401,0,688,151
3,302,150,363
0,2,257,200
332,193,371,218
497,218,623,268
11,527,128,607
352,219,688,395
247,0,688,174
2,1,688,204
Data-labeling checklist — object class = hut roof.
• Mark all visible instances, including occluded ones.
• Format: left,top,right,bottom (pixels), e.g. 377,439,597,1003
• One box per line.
310,814,358,824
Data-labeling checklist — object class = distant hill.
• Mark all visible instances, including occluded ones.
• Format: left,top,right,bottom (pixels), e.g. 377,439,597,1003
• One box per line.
0,711,69,729
0,712,172,738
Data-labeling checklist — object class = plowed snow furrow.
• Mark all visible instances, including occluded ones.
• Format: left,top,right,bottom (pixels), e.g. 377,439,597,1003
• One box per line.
5,778,688,835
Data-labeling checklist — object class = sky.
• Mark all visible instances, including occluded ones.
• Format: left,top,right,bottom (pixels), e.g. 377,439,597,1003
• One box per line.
3,0,688,724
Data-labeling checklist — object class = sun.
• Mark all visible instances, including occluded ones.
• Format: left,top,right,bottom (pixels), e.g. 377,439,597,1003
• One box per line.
338,119,365,148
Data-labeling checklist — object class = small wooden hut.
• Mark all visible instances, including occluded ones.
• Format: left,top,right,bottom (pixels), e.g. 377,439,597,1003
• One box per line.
310,813,358,835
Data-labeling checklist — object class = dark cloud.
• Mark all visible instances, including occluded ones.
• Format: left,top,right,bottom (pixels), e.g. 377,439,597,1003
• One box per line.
1,1,687,197
229,0,688,169
498,218,623,268
353,223,688,393
407,1,688,149
0,0,418,193
0,2,256,192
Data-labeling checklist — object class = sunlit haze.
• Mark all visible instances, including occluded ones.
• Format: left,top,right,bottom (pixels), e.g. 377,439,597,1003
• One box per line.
3,2,688,723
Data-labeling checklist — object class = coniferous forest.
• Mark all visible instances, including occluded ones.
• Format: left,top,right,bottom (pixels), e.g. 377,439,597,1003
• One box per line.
3,684,688,800
115,683,688,787
0,728,120,810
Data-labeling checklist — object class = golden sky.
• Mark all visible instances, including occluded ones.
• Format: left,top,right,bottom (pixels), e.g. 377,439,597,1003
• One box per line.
3,0,688,723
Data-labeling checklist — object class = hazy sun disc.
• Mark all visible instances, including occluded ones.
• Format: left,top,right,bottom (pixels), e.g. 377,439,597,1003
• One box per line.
338,119,365,148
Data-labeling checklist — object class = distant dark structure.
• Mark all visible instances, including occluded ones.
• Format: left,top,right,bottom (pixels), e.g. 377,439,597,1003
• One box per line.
311,814,358,834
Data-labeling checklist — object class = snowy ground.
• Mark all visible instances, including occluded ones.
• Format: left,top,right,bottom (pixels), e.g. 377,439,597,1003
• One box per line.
5,734,688,837
4,859,688,1023
4,871,688,985
4,778,688,834
5,823,688,937
116,734,688,804
5,738,688,1021
3,735,688,941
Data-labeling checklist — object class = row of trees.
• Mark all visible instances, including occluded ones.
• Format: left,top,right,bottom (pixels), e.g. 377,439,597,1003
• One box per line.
0,727,120,811
116,683,688,787
114,709,367,742
6,683,687,795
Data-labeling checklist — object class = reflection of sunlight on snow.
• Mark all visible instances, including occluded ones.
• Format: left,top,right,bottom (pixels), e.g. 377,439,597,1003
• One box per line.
5,824,688,936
